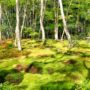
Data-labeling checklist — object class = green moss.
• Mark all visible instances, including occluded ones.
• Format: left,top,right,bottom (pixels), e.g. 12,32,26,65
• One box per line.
0,39,90,90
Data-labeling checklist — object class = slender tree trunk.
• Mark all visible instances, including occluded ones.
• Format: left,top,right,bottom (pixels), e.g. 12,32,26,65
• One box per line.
29,12,32,26
32,0,35,31
0,4,2,41
0,30,1,41
21,4,27,38
61,0,73,40
54,1,58,40
58,0,71,42
61,30,64,40
34,13,37,30
40,0,45,41
15,0,21,51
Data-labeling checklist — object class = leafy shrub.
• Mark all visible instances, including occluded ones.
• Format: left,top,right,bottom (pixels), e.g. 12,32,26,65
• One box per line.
6,43,14,49
23,27,39,39
5,73,23,84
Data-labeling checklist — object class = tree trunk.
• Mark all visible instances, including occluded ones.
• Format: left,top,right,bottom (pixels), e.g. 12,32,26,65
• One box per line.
58,0,71,42
40,0,45,41
61,30,64,40
21,4,27,38
0,4,2,41
0,30,1,41
54,1,58,40
15,0,21,51
32,0,35,31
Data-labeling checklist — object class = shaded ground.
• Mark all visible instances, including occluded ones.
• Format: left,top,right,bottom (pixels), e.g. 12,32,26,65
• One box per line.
0,39,90,90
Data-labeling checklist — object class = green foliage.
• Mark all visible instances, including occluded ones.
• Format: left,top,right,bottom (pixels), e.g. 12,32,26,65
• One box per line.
23,27,39,39
0,82,16,90
0,0,90,39
0,0,90,89
0,82,25,90
0,40,90,90
5,73,23,84
41,81,75,90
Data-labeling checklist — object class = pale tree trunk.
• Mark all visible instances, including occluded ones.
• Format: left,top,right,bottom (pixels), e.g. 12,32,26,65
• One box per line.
40,0,45,41
15,0,21,51
58,0,71,42
54,1,58,40
0,30,1,41
0,4,2,41
32,0,35,31
54,12,58,40
34,14,37,31
61,30,64,40
21,3,27,38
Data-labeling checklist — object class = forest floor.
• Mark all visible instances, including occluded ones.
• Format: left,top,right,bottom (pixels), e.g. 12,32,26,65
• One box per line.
0,39,90,90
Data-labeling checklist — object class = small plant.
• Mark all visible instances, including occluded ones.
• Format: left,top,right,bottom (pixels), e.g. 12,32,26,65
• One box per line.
6,43,14,49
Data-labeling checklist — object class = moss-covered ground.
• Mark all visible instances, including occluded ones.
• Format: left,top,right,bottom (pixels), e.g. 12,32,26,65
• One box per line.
0,39,90,90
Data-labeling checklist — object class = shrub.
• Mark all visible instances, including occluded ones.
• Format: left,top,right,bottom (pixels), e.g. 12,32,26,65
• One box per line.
5,73,23,84
23,27,39,39
6,43,14,49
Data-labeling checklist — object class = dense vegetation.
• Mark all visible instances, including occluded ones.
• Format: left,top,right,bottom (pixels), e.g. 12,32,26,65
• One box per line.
0,0,90,90
0,0,90,42
0,40,90,90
